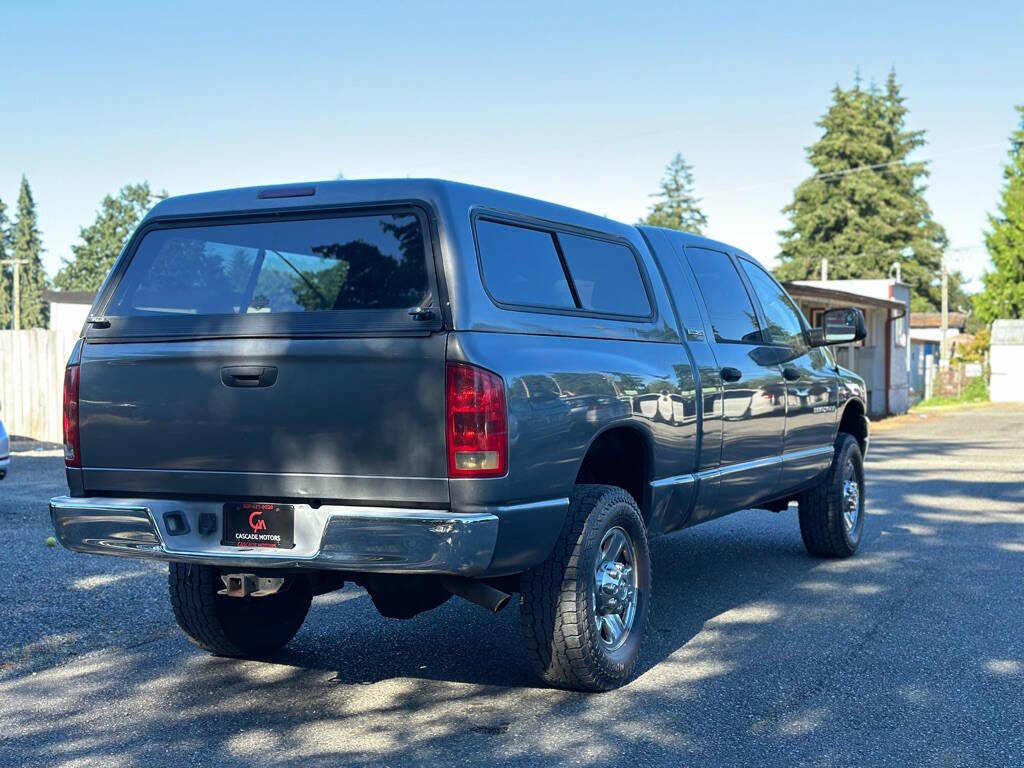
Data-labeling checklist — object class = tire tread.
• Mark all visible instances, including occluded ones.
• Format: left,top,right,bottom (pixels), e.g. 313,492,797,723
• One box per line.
519,484,650,691
168,563,310,657
798,433,862,558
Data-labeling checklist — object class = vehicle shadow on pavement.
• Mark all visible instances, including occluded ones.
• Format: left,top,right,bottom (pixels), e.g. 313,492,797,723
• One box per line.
2,423,1023,767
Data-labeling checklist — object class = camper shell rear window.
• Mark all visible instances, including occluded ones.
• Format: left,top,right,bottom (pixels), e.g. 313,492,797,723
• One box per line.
90,207,440,339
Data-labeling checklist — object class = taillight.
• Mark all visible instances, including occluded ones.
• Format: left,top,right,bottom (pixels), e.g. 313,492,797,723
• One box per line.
446,362,507,477
63,364,81,468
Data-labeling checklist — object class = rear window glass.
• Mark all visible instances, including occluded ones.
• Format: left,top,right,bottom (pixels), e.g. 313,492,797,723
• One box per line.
475,220,575,309
106,214,430,317
558,233,650,316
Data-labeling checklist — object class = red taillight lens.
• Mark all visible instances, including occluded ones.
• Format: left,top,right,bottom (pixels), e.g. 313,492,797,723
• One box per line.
446,362,507,478
63,365,81,468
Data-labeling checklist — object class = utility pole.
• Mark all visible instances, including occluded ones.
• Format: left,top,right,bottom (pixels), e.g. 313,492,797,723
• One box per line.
939,251,949,369
0,258,28,331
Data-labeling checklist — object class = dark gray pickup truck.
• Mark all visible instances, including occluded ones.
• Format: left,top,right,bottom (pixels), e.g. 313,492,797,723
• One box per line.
51,179,869,691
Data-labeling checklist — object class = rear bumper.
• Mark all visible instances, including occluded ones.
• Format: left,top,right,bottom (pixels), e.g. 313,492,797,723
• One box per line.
49,496,499,575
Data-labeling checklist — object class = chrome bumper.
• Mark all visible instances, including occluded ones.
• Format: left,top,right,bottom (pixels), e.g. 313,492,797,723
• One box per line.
49,496,499,575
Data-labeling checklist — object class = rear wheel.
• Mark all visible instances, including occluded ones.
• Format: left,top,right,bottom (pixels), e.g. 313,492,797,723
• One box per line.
798,433,865,557
168,563,312,657
519,484,651,691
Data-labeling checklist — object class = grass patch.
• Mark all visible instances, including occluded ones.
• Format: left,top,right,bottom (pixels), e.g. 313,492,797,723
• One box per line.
913,376,989,409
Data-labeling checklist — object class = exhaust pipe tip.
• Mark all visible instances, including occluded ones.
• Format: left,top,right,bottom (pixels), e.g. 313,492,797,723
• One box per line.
489,591,512,613
441,576,512,613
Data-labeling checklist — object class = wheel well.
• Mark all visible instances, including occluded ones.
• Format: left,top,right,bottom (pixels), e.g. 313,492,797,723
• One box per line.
575,427,649,513
838,400,868,455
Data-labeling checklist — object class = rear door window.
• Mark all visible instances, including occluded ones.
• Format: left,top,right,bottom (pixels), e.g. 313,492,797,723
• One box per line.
685,246,763,344
558,233,650,316
107,213,431,318
475,219,575,309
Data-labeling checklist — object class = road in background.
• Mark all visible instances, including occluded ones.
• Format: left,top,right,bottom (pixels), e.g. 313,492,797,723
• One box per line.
1,406,1022,767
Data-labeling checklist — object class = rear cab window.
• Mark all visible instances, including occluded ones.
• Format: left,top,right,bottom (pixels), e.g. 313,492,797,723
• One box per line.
685,246,763,344
92,209,439,338
474,216,651,318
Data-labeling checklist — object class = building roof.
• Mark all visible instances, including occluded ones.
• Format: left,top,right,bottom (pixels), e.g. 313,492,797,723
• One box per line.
782,282,907,314
911,312,967,330
992,319,1024,345
42,289,97,306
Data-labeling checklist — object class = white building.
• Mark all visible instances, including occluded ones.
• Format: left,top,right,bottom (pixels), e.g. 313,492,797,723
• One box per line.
990,319,1024,403
43,290,97,332
783,279,911,418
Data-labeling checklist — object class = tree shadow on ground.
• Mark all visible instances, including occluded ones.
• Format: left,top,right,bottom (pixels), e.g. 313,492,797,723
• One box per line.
2,416,1023,767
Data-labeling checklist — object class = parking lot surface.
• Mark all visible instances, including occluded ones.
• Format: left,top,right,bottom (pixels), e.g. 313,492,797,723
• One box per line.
1,405,1022,767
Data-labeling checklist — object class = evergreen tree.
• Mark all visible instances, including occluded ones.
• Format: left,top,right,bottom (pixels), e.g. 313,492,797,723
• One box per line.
10,176,49,328
0,196,10,329
54,182,162,291
775,71,950,311
975,106,1024,322
642,153,708,234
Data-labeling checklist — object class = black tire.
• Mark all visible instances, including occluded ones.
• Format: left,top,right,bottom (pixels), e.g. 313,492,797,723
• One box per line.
168,563,312,657
798,433,865,558
519,484,652,692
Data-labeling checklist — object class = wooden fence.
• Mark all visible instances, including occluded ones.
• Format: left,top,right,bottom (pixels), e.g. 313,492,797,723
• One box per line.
0,329,80,443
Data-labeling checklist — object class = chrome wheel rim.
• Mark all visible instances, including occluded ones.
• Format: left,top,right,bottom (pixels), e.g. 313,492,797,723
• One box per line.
842,460,861,533
592,526,639,651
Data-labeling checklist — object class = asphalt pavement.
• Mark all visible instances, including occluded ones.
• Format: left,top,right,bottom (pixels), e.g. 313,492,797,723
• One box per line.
1,406,1022,767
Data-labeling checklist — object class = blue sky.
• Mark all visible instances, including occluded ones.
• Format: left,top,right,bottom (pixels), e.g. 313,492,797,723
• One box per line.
1,1,1021,290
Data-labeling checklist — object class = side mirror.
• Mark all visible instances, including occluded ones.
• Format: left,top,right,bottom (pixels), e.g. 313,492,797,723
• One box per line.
808,307,867,347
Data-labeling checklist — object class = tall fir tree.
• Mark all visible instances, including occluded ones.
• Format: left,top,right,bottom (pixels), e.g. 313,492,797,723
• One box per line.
642,153,708,234
775,71,950,311
975,106,1024,322
11,176,49,328
0,196,10,329
54,182,162,291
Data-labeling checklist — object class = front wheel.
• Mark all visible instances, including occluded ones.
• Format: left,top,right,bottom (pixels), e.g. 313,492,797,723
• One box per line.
798,433,865,557
519,484,652,691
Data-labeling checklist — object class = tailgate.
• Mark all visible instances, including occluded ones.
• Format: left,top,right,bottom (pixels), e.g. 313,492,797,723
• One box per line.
77,206,448,506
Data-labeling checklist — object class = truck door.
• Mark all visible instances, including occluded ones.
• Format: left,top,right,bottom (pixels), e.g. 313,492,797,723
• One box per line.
683,246,786,516
736,257,838,492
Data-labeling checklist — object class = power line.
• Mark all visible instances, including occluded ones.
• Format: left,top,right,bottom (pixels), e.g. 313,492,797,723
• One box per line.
702,142,1002,198
402,107,828,172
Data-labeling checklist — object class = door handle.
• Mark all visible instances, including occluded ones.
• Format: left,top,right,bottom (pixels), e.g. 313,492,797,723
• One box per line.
221,366,278,388
720,366,742,383
782,366,801,382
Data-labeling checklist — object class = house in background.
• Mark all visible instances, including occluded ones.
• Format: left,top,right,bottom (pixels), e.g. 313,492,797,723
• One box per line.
783,279,911,418
908,312,970,402
990,319,1024,403
43,290,97,332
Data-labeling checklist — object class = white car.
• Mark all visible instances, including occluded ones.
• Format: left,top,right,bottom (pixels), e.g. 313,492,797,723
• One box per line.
0,408,9,480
